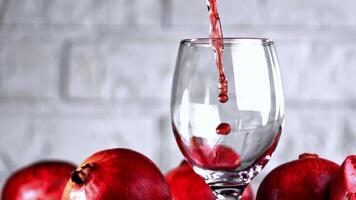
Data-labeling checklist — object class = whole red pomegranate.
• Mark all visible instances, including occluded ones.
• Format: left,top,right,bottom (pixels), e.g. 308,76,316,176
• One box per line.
256,153,340,200
1,160,76,200
62,148,171,200
166,160,254,200
330,155,356,200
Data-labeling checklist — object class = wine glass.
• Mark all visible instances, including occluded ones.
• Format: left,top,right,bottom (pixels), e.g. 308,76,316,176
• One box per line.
170,38,284,200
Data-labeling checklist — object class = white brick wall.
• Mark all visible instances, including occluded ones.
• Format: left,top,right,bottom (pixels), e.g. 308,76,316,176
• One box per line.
171,0,356,26
0,0,356,192
0,38,59,99
3,0,162,26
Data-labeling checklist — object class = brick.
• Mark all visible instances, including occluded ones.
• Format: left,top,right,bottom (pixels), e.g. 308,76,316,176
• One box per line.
170,0,207,27
32,116,159,165
66,37,177,100
64,41,111,99
110,39,176,100
2,0,161,26
255,0,355,26
0,39,59,98
278,40,356,101
171,0,356,26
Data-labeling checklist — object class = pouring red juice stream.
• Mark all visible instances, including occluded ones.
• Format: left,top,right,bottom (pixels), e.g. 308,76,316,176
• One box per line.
207,0,232,136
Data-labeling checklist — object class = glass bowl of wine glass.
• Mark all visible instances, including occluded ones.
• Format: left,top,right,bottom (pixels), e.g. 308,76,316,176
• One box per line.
170,38,284,200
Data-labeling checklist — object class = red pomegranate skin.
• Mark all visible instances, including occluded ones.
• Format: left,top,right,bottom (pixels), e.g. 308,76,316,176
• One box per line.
62,148,171,200
330,155,356,200
166,161,253,200
256,153,340,200
1,160,76,200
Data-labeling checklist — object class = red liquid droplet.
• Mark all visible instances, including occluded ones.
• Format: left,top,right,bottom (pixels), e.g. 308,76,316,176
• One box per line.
207,0,229,103
218,93,228,103
216,123,231,135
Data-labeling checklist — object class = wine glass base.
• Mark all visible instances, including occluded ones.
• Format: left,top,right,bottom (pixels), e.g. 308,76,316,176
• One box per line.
193,161,265,200
193,164,262,186
212,186,244,200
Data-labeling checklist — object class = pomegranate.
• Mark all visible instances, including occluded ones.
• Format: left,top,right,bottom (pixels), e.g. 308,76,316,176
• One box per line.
256,153,340,200
330,155,356,200
62,148,171,200
1,160,76,200
166,160,253,200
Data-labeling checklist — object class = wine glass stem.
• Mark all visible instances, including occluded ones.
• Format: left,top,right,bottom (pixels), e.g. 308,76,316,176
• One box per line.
211,186,245,200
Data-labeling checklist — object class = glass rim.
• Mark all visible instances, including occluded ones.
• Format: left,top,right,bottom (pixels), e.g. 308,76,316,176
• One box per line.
180,37,273,46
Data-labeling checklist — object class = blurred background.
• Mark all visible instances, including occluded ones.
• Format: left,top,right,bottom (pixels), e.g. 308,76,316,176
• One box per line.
0,0,356,192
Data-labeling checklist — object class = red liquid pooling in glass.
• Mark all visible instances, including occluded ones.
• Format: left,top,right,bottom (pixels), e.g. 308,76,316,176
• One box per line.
216,123,231,135
189,137,241,170
174,124,283,171
173,124,241,170
207,0,228,104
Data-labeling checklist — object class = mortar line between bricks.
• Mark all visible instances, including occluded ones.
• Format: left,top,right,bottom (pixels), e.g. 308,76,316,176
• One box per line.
0,0,9,30
0,23,355,33
160,0,172,28
0,99,356,109
58,40,72,101
286,100,356,110
0,23,161,31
